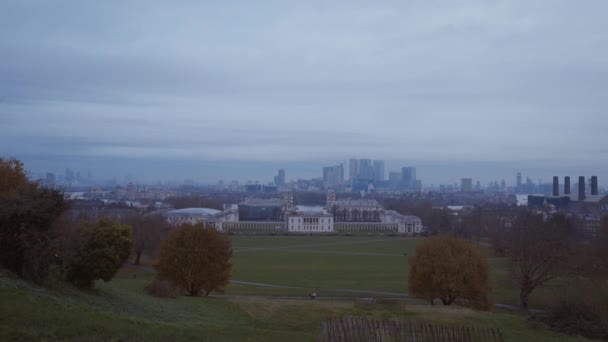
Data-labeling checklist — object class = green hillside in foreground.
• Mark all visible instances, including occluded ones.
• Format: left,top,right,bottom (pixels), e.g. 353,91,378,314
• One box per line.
0,268,590,342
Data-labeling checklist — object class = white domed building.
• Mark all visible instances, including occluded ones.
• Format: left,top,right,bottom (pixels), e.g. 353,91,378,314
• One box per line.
164,206,238,231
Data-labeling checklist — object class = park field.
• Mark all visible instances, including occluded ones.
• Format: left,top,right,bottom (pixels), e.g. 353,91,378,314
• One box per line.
0,235,590,341
225,235,558,309
0,267,590,342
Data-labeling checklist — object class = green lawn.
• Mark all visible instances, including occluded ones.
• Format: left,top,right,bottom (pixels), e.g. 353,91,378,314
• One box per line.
227,236,567,309
229,236,413,297
0,235,593,341
0,269,591,342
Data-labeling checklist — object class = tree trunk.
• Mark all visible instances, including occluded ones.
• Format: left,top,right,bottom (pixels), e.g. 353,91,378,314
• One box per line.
440,297,456,305
134,250,142,265
520,288,531,310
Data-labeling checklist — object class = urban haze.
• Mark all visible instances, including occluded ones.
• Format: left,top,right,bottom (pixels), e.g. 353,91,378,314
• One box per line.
1,1,607,185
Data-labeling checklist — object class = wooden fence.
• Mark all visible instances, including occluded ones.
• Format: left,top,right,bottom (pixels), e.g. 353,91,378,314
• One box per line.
319,316,504,342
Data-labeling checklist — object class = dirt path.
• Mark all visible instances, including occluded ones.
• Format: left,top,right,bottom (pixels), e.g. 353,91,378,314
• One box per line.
233,237,413,253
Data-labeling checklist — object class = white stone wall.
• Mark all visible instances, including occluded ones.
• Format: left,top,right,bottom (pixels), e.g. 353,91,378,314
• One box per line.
287,214,334,233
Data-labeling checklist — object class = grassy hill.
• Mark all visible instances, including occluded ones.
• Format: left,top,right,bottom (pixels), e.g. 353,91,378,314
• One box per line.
0,267,591,342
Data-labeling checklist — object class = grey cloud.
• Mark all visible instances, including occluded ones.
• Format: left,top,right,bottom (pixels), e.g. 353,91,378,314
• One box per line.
1,0,608,183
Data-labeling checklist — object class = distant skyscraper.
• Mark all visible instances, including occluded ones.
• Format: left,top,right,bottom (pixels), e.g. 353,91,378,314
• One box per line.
65,168,74,184
334,164,344,185
323,164,344,188
274,169,286,186
401,167,416,189
45,172,56,188
372,160,385,182
358,159,373,180
516,172,522,191
323,167,333,187
461,178,473,192
349,158,359,181
389,172,401,189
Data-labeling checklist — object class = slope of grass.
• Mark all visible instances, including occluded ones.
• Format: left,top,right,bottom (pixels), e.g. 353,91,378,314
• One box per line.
1,235,590,341
0,269,591,342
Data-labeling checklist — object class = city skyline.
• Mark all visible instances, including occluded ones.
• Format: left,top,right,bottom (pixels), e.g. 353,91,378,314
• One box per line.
29,157,606,189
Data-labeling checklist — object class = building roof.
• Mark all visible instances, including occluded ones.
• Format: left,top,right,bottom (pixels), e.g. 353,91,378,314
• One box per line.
240,198,283,207
295,205,328,215
165,208,222,217
333,199,382,208
288,212,332,217
384,210,422,223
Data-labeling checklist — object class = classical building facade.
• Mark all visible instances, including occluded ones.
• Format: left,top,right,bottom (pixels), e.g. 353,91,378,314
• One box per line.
194,191,424,235
286,205,334,233
328,199,384,222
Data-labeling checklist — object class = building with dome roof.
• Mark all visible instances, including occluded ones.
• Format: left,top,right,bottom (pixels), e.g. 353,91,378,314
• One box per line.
164,206,238,231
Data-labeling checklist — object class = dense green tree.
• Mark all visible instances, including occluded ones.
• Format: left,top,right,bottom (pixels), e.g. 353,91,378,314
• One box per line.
155,223,232,297
66,218,133,288
409,235,491,309
0,157,28,193
0,157,67,280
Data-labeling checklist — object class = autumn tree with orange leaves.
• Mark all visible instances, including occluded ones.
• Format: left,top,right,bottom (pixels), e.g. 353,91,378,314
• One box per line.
155,223,232,297
409,235,492,309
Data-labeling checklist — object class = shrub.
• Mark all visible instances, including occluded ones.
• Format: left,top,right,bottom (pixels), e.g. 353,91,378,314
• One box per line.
66,218,133,288
532,301,608,340
144,278,180,298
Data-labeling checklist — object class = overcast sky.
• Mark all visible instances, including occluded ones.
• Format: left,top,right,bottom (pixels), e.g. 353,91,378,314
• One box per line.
1,1,607,184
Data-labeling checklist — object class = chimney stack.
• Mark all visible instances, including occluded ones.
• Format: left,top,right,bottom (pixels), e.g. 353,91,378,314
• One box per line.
564,176,571,195
579,176,586,201
552,176,559,197
591,176,598,196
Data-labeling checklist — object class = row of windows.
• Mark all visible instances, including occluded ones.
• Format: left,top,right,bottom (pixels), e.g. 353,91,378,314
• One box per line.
290,217,332,224
223,223,280,230
290,226,332,231
335,224,398,231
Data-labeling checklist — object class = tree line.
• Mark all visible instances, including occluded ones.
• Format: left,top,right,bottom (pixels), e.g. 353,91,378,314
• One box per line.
0,157,233,297
0,158,132,288
397,198,608,339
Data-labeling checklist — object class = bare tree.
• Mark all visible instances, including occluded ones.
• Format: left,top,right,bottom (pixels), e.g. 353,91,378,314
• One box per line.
505,212,576,309
124,213,168,265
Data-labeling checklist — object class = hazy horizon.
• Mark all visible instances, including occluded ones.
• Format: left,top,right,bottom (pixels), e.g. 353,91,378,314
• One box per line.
17,155,606,187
